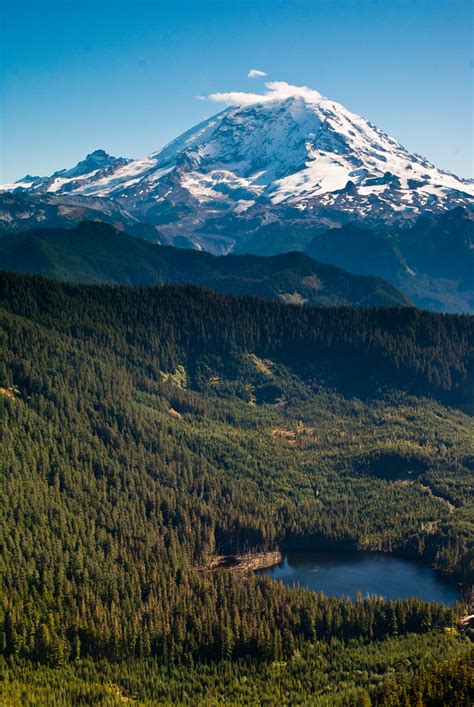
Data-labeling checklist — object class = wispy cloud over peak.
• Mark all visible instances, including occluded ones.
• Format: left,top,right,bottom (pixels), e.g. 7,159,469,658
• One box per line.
203,81,323,107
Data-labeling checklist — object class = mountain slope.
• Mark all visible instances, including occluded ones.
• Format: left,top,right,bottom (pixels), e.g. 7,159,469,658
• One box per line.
1,83,472,252
0,190,165,242
0,149,131,194
305,207,474,313
0,220,411,307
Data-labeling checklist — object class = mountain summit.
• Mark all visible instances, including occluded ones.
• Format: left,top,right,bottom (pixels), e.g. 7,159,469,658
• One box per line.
1,83,472,253
4,149,131,194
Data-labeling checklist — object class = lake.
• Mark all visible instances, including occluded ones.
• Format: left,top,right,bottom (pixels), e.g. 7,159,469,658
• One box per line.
257,551,460,605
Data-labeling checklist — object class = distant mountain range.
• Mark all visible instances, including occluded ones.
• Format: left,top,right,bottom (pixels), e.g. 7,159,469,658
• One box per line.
305,207,474,312
0,220,411,308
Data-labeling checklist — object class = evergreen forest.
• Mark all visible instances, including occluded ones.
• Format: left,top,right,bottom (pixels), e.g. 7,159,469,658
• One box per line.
0,272,473,704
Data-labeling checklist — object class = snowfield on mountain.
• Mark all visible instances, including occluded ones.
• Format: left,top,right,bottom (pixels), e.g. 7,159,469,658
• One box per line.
1,82,472,253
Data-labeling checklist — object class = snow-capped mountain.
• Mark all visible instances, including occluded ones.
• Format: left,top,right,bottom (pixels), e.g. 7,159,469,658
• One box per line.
1,83,472,252
2,150,132,195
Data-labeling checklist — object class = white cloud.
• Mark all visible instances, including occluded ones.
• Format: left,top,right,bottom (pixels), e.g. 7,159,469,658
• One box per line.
205,81,323,107
204,90,267,107
248,69,267,79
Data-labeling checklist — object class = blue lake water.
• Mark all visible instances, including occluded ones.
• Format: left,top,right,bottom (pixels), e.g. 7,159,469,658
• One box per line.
257,551,460,605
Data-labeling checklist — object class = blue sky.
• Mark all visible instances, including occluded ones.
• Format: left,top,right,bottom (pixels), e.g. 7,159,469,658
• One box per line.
1,0,472,182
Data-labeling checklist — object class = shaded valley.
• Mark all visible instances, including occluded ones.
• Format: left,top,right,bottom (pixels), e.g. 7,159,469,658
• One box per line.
0,220,411,308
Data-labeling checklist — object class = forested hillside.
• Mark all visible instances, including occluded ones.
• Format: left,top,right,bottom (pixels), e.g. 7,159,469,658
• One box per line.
0,220,411,307
1,272,473,704
305,208,474,313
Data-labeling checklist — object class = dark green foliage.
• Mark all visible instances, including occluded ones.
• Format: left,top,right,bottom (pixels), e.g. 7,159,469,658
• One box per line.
355,448,430,480
0,636,472,704
0,271,471,402
0,220,411,307
0,272,472,701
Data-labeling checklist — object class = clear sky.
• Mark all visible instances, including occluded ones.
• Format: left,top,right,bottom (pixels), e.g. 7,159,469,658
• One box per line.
1,0,472,182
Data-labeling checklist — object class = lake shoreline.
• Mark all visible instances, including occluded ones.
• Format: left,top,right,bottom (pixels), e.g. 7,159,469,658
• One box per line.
204,547,467,603
206,550,283,574
257,550,462,605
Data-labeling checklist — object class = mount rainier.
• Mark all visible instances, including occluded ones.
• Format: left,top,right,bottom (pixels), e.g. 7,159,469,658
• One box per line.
1,82,472,254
